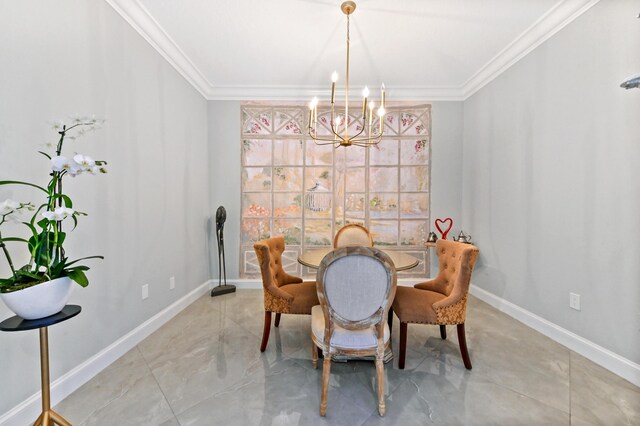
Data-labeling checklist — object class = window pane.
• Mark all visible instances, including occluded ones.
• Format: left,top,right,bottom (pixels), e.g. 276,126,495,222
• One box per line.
242,167,271,192
242,193,271,217
274,193,302,218
345,193,366,218
400,166,429,191
399,193,429,218
369,193,398,219
400,220,428,246
305,220,332,246
370,167,398,192
400,140,429,165
242,219,270,244
305,140,333,165
273,219,302,245
370,220,398,246
370,140,398,165
273,167,303,191
243,139,272,166
274,140,303,165
345,168,365,192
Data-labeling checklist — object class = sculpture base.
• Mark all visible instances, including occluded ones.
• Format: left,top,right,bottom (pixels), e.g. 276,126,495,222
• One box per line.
210,284,236,297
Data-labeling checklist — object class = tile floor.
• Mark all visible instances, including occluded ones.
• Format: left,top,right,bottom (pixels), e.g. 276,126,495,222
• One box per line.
55,290,640,425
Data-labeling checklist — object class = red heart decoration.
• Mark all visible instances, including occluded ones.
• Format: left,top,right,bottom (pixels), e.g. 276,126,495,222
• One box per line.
435,218,453,240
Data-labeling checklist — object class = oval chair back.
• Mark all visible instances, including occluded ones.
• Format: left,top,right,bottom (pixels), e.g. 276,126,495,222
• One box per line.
333,223,373,248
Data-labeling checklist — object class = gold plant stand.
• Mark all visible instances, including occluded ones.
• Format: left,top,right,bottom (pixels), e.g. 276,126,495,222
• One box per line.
0,305,81,426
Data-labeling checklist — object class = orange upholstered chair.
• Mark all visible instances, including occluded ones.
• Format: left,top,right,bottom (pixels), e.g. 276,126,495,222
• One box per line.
389,239,479,369
333,223,373,248
253,237,319,352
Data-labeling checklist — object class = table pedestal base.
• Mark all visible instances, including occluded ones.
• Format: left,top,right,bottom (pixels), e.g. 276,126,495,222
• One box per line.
34,409,72,426
34,327,72,426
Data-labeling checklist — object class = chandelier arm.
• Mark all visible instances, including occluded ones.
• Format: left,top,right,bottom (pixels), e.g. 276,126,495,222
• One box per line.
351,133,383,145
309,134,346,143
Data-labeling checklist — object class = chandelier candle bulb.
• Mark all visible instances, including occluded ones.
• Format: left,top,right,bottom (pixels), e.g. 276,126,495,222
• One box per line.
331,71,338,104
362,86,369,116
381,84,385,108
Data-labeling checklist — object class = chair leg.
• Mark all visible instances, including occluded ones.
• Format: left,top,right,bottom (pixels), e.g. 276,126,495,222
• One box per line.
260,311,272,352
311,340,318,369
320,356,331,416
399,322,407,370
275,313,281,327
440,325,447,340
376,353,386,416
387,307,393,331
457,323,472,370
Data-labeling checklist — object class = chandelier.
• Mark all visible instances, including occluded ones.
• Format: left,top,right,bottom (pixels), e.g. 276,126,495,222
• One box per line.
307,1,386,148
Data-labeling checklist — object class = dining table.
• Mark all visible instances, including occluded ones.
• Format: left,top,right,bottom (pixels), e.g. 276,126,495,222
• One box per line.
297,247,420,271
297,246,420,363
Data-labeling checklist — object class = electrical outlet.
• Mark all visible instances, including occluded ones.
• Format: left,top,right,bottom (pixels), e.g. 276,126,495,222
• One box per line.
569,293,580,311
169,276,175,290
142,284,149,300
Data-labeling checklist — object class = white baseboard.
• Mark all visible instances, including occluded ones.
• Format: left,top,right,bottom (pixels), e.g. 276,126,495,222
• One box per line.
0,279,213,426
469,286,640,388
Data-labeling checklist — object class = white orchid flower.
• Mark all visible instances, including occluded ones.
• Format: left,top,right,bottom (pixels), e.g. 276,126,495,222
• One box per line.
70,113,87,124
51,156,83,175
73,154,95,168
0,199,21,216
42,207,74,222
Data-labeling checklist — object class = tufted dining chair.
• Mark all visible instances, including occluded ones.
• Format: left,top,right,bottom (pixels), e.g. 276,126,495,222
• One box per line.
254,237,319,352
333,223,373,248
311,246,397,416
389,239,479,370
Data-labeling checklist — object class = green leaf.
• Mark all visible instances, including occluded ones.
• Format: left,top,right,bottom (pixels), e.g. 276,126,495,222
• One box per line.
38,151,52,160
52,194,73,208
65,265,90,272
0,237,29,243
65,255,104,267
0,180,48,193
68,270,88,287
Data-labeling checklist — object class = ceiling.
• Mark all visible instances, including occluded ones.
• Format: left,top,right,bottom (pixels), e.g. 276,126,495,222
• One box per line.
106,0,600,100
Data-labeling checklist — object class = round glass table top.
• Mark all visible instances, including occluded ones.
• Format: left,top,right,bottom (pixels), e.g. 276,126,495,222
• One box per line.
298,248,419,271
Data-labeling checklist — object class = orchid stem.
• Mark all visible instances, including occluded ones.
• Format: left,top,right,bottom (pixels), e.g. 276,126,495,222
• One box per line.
0,230,17,279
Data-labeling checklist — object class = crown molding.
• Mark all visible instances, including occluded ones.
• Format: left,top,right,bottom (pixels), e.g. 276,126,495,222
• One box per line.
462,0,601,99
104,0,212,98
105,0,600,102
206,85,465,101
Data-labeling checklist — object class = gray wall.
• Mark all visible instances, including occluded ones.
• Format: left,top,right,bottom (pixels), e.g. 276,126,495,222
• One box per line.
0,0,209,415
208,101,464,278
462,0,640,362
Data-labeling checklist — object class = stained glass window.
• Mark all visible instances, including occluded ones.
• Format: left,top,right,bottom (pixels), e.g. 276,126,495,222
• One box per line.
240,104,431,278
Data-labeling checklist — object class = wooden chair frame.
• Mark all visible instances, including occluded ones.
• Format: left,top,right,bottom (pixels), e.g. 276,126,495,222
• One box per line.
333,223,373,248
311,246,397,416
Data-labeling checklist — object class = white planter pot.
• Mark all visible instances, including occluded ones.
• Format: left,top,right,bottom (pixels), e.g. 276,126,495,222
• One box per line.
0,277,73,320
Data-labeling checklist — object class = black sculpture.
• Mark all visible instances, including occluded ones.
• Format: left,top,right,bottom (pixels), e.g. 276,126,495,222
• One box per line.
211,206,236,297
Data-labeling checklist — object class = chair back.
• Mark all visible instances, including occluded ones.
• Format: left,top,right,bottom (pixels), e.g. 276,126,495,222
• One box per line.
253,237,288,289
333,224,373,248
316,247,397,330
434,239,479,298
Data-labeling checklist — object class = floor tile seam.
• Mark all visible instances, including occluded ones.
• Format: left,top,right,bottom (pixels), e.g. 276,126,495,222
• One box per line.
472,366,572,417
166,365,265,418
569,349,573,418
407,348,572,416
135,345,181,422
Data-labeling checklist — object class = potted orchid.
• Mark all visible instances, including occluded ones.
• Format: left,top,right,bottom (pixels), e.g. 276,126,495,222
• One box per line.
0,116,106,319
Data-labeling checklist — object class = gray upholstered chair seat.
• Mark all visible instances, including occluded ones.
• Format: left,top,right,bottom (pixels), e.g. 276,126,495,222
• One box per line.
311,305,390,350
